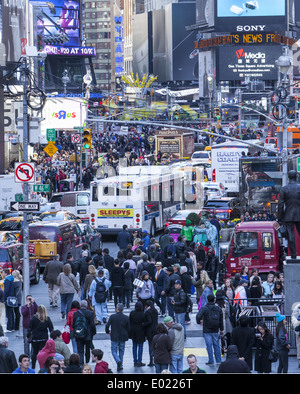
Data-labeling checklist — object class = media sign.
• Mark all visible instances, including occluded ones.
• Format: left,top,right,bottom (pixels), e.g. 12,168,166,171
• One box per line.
44,45,96,56
214,0,287,33
217,45,283,81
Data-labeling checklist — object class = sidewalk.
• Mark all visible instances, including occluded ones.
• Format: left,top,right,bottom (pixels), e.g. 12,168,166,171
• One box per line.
4,280,300,374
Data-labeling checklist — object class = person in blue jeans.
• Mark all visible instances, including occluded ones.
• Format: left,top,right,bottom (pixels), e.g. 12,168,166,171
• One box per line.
105,303,130,372
196,293,224,366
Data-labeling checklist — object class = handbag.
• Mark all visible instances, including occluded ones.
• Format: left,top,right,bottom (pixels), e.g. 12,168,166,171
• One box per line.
268,347,279,363
62,324,71,344
6,296,18,308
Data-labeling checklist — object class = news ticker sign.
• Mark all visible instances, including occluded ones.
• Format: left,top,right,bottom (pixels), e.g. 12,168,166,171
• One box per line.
195,33,297,50
44,46,96,57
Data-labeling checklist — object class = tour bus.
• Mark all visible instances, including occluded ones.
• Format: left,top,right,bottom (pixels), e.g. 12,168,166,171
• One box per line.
90,166,185,235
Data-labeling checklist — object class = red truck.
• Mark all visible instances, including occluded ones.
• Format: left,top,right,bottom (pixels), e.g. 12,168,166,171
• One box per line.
224,221,300,280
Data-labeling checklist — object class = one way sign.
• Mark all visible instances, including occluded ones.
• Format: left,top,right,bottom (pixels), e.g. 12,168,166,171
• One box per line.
10,201,40,212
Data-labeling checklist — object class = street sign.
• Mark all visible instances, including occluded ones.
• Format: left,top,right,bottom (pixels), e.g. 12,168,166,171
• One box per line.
46,128,56,142
28,243,35,254
10,201,40,212
44,142,58,157
33,184,50,193
14,162,35,184
71,134,81,144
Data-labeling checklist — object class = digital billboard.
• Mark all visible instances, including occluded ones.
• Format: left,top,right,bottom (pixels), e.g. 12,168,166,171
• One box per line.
31,0,81,47
215,0,287,32
217,45,283,81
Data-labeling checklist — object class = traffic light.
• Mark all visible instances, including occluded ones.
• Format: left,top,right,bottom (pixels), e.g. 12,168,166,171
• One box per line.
214,107,221,120
241,102,244,110
83,129,92,149
174,110,179,120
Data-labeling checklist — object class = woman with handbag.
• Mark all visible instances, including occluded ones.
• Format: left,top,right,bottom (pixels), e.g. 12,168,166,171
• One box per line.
27,305,54,370
12,270,23,331
57,263,80,319
254,321,274,373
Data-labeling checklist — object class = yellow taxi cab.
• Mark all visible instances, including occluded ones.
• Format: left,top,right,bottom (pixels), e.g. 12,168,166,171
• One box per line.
0,231,17,243
0,270,3,291
0,217,23,238
39,210,81,222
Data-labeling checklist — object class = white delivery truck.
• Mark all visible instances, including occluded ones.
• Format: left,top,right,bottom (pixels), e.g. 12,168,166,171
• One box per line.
0,175,23,211
211,141,249,197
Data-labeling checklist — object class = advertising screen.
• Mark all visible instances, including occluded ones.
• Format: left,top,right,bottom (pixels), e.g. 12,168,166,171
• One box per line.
217,45,283,81
32,0,81,47
215,0,287,32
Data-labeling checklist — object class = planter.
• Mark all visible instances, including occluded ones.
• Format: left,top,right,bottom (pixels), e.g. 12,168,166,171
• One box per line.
220,228,234,242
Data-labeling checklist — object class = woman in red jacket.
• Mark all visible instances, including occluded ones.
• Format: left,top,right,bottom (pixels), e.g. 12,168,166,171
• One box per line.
66,300,80,354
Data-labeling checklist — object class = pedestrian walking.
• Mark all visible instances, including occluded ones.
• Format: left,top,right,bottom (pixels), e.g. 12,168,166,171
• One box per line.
153,261,167,316
136,271,155,307
123,262,135,308
191,261,209,305
117,224,131,250
27,305,54,370
37,339,56,370
43,254,63,308
165,266,180,319
196,293,224,366
172,279,187,339
217,345,251,374
56,263,80,319
0,336,18,373
88,268,111,324
66,300,80,354
83,264,98,300
254,321,274,374
142,299,158,367
72,300,97,366
21,295,38,357
3,268,15,332
129,301,146,367
105,303,130,372
164,316,185,374
12,270,22,331
152,323,172,374
231,315,255,371
110,259,125,307
50,329,71,366
275,313,290,373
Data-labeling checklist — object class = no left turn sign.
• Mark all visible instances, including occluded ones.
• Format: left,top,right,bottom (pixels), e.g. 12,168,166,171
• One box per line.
14,162,35,183
71,134,81,144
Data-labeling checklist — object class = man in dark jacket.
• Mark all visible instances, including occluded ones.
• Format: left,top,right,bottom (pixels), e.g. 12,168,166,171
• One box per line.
116,225,131,250
153,262,167,316
204,248,219,289
159,228,172,254
196,294,224,365
73,300,96,366
217,345,251,373
110,259,125,308
231,315,255,370
0,336,18,373
3,269,15,332
172,280,187,339
43,254,63,308
103,248,115,300
105,303,130,371
165,267,181,320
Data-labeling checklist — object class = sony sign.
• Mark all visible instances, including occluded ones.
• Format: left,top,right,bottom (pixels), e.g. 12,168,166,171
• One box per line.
237,25,266,32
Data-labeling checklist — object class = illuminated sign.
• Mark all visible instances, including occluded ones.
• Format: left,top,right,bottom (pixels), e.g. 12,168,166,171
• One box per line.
115,15,124,74
97,209,133,218
44,45,96,56
195,33,296,50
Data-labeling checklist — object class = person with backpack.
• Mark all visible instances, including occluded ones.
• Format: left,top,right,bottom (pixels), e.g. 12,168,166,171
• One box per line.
89,269,111,325
196,293,224,366
72,300,96,366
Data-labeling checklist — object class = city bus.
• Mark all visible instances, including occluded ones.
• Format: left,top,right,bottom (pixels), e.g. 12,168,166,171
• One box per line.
90,166,184,235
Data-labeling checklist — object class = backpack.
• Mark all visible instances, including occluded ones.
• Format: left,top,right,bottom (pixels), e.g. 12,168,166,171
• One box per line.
94,277,107,304
73,310,88,339
207,305,221,330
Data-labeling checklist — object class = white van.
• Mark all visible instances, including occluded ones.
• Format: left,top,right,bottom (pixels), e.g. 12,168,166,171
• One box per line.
41,191,90,223
201,182,226,202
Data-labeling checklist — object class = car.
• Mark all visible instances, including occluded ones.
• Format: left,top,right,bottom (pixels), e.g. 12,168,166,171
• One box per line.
38,210,81,222
201,182,227,201
191,150,211,163
0,217,24,238
165,209,202,227
0,242,41,284
201,197,242,221
0,231,17,243
77,223,102,254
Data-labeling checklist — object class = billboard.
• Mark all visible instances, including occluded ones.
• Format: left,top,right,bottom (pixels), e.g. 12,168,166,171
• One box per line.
1,0,27,62
217,45,283,81
132,12,151,76
215,0,287,32
31,0,81,47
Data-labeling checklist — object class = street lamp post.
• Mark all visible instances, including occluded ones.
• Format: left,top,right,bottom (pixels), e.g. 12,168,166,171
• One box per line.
207,74,214,144
275,47,292,186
